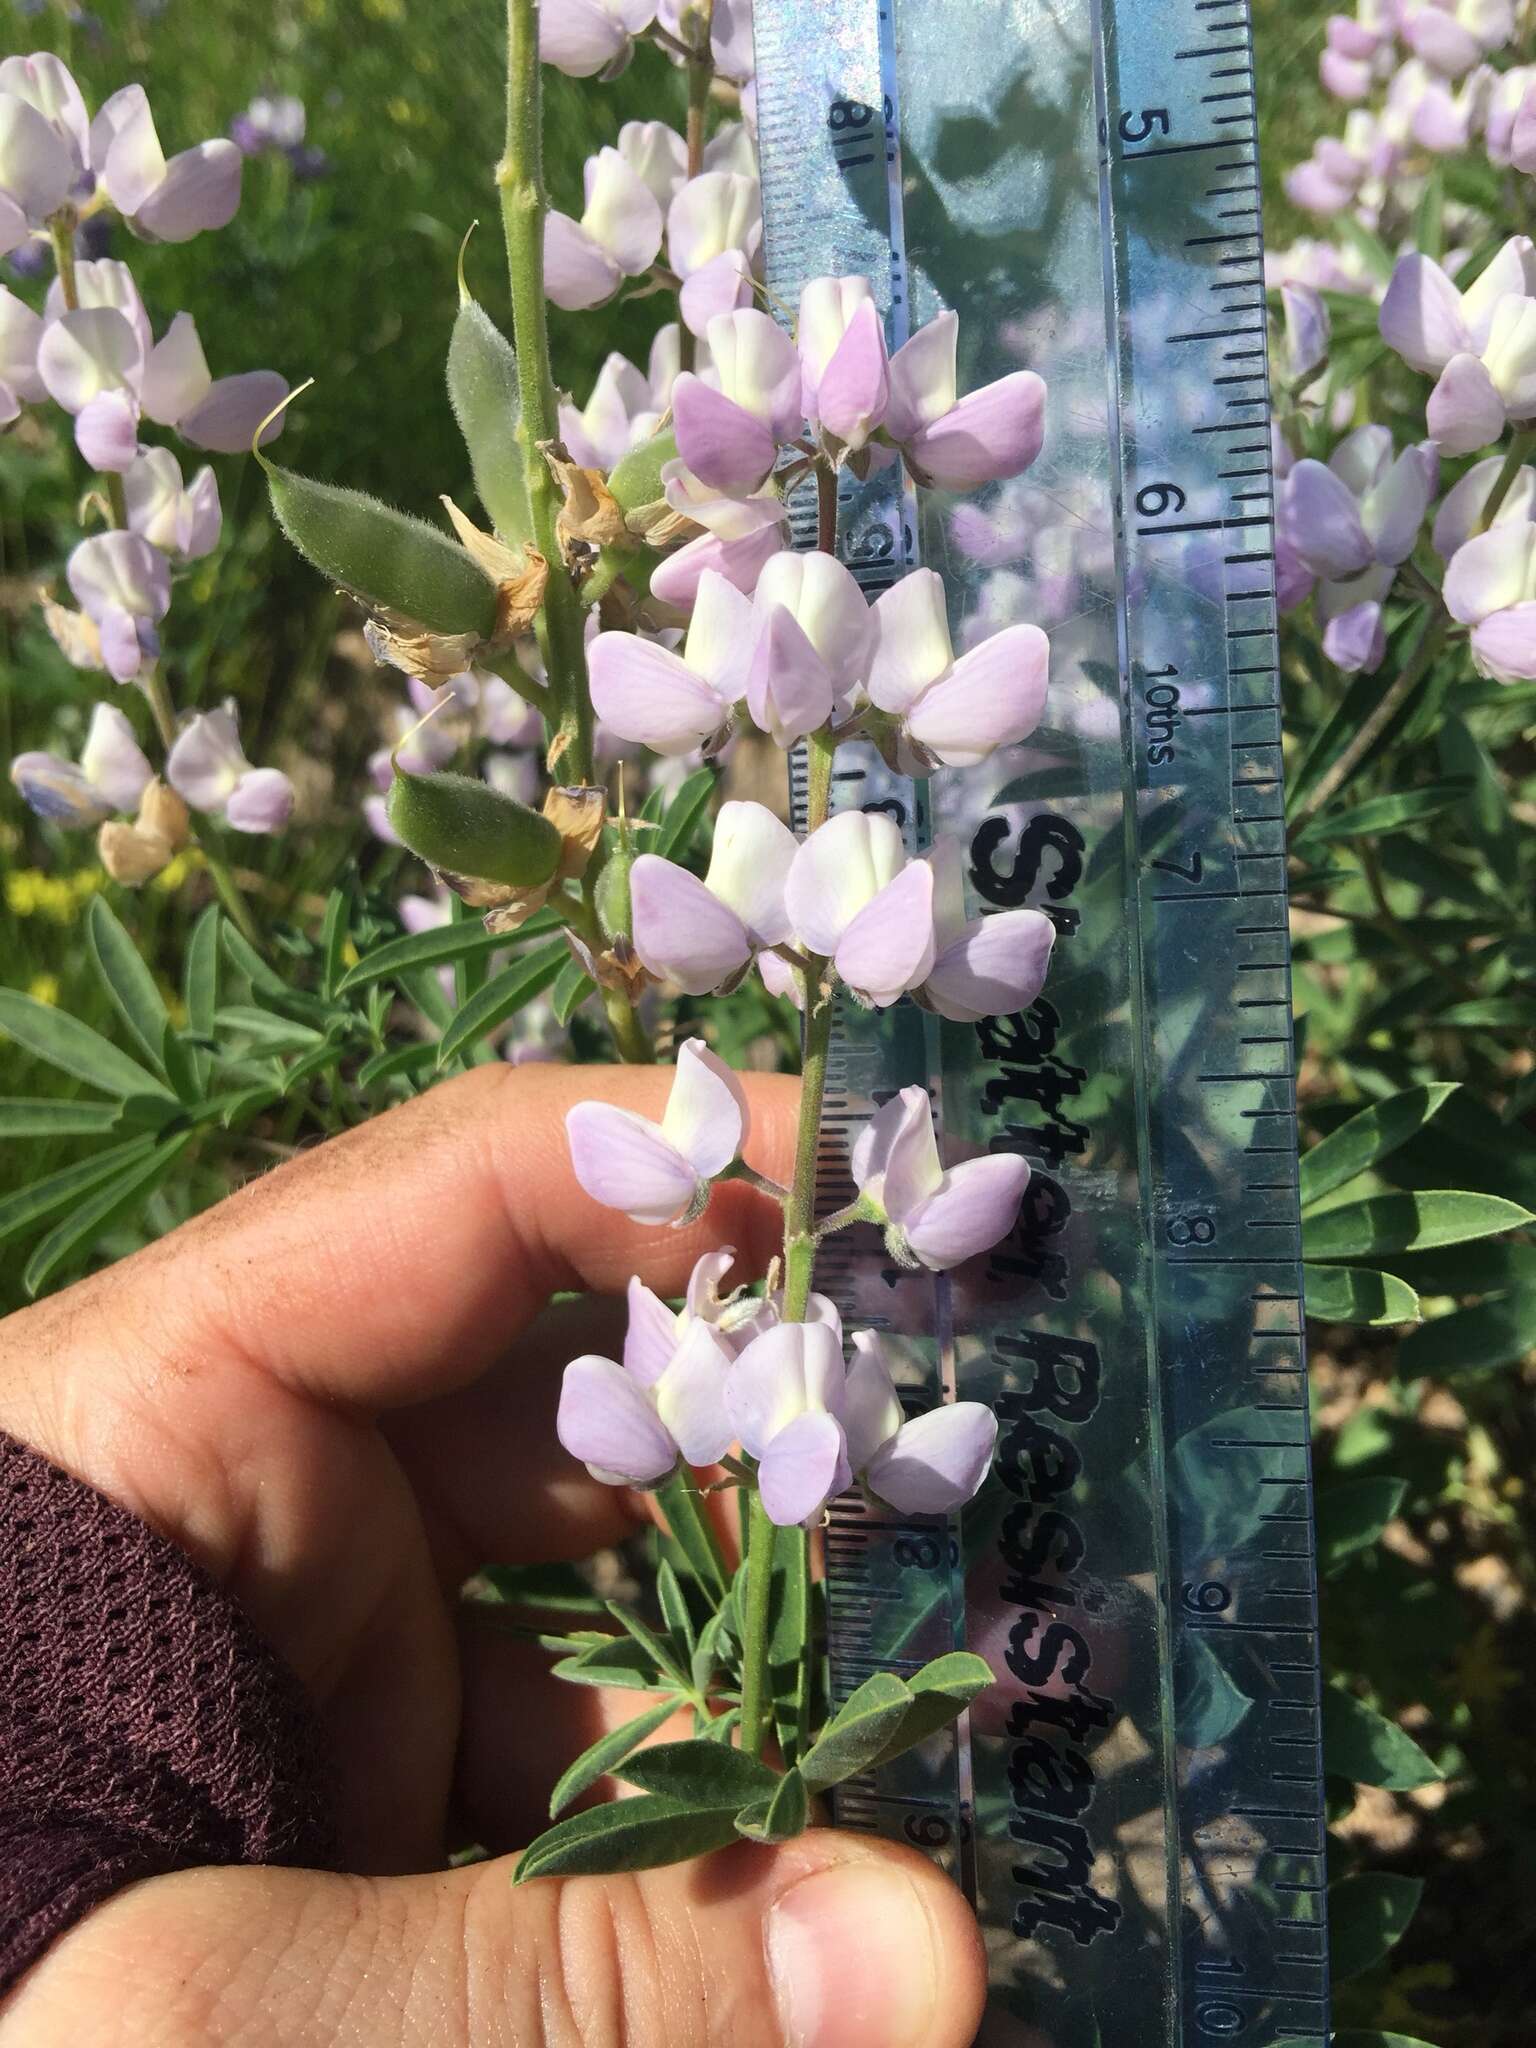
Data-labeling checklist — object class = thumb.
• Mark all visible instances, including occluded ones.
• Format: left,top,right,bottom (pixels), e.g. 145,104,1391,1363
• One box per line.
1,1834,989,2048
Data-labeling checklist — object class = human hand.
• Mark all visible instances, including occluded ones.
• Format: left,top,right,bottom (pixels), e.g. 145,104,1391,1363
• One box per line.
0,1063,986,2047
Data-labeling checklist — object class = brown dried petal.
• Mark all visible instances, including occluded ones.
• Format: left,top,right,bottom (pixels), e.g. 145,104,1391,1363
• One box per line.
543,448,630,552
543,783,606,881
493,545,549,640
136,778,190,851
97,821,173,886
623,498,698,548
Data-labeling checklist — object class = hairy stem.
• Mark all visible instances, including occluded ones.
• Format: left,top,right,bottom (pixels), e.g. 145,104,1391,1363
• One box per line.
738,1490,778,1760
677,0,715,376
499,0,594,781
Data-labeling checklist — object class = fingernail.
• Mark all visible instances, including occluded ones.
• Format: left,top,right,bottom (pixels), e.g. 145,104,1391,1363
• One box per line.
766,1862,939,2048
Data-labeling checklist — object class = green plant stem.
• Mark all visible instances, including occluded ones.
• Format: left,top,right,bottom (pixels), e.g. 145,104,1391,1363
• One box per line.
677,1,715,376
1289,608,1451,837
140,671,265,953
738,1490,778,1760
498,0,594,780
782,965,834,1320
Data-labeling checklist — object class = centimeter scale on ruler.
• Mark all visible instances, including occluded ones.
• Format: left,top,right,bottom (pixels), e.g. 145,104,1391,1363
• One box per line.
754,0,1327,2041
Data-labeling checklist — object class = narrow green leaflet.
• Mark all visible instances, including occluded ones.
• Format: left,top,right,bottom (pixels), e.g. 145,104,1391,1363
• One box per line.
0,1099,123,1138
736,1768,809,1845
87,897,171,1075
769,1527,811,1768
547,1697,682,1819
356,1042,439,1089
1327,1871,1423,1981
480,1562,609,1614
1321,1686,1441,1792
656,1560,696,1657
183,904,221,1037
0,988,170,1101
552,956,595,1025
0,1134,161,1248
1302,1190,1533,1261
552,1635,670,1692
1295,783,1469,846
612,1738,776,1808
864,1652,996,1773
437,938,568,1067
23,1131,196,1295
319,886,352,1000
1397,1286,1536,1376
514,1796,742,1884
335,910,557,994
656,1473,729,1603
214,1007,326,1052
1301,1262,1421,1326
1315,1477,1408,1576
607,1601,690,1689
654,765,717,861
158,1020,201,1104
799,1671,913,1793
1299,1083,1459,1210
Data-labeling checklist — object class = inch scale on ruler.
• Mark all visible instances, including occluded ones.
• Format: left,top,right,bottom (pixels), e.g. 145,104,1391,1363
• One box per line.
754,2,1328,2043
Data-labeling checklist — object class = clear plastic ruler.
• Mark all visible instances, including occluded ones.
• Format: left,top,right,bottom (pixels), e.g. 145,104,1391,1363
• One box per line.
755,1,1329,2043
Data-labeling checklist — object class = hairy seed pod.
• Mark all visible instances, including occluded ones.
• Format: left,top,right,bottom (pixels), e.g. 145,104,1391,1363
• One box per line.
447,297,532,547
595,833,634,941
607,428,679,515
266,466,500,639
386,768,562,887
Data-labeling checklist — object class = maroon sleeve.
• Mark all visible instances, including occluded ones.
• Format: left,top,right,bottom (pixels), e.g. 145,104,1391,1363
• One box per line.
0,1429,339,1994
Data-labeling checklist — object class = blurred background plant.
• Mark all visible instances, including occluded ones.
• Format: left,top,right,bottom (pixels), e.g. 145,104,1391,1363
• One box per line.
0,0,1532,2041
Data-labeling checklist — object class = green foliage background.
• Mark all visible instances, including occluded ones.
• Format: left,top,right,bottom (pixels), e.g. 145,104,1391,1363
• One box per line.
0,1,1531,2041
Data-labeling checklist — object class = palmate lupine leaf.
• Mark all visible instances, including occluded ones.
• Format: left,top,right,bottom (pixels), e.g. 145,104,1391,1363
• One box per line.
1298,1084,1460,1211
0,989,171,1102
0,1135,163,1248
547,1697,682,1820
23,1130,197,1295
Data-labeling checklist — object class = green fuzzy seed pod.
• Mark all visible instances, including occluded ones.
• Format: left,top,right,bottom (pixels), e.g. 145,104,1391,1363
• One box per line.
595,835,634,941
447,298,532,547
607,428,679,514
266,466,500,639
386,769,561,887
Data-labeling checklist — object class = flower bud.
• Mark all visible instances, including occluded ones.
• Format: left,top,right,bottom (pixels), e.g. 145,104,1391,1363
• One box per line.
446,295,531,546
385,766,562,887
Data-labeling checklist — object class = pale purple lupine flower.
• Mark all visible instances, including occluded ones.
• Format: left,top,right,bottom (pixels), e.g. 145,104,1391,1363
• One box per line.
1398,0,1512,77
1379,236,1536,454
747,547,875,744
540,0,657,78
630,798,796,993
648,460,787,608
726,1320,852,1526
658,0,756,83
166,702,294,832
0,282,42,420
1442,516,1536,680
1320,10,1395,101
866,566,1048,768
852,1086,1028,1271
884,309,1047,491
1278,424,1436,583
590,568,752,751
917,841,1056,1025
9,699,152,826
0,54,90,250
122,446,220,558
782,810,935,1008
798,275,890,455
66,530,170,681
544,146,663,311
672,306,802,493
558,327,678,471
558,1318,735,1488
90,84,242,242
230,94,307,158
667,169,760,335
566,1036,748,1225
843,1332,998,1517
1431,450,1536,555
1280,281,1331,382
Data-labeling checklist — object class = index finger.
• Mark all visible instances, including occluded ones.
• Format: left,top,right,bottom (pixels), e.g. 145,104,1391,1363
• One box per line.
0,1062,799,1414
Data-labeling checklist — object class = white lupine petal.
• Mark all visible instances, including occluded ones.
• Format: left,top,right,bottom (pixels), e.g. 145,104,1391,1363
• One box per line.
745,602,836,746
758,1411,850,1527
678,249,752,337
903,1152,1030,1271
864,1403,999,1515
1426,350,1507,455
180,464,222,557
1327,422,1394,496
652,1320,735,1465
0,286,43,403
726,1321,847,1459
1458,233,1536,347
630,854,753,994
93,84,168,217
557,1354,678,1487
1469,600,1536,680
1282,458,1373,579
67,530,170,623
1431,455,1536,556
591,631,730,752
798,275,877,394
35,307,144,412
859,1085,945,1221
666,168,761,276
682,567,756,697
166,705,248,810
1481,293,1536,416
704,307,802,438
841,1331,905,1473
544,211,623,310
907,624,1050,767
922,906,1056,1025
784,808,906,955
1443,519,1536,622
9,751,109,827
1358,446,1434,564
625,1276,682,1387
179,370,290,452
0,53,89,163
867,567,955,713
134,139,242,242
704,799,798,947
616,120,688,209
0,94,75,221
224,767,294,834
0,191,27,258
885,309,958,440
540,0,635,75
660,1036,749,1178
75,390,140,473
54,257,152,357
581,146,664,274
122,447,184,550
752,548,876,689
79,701,153,812
140,310,212,424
